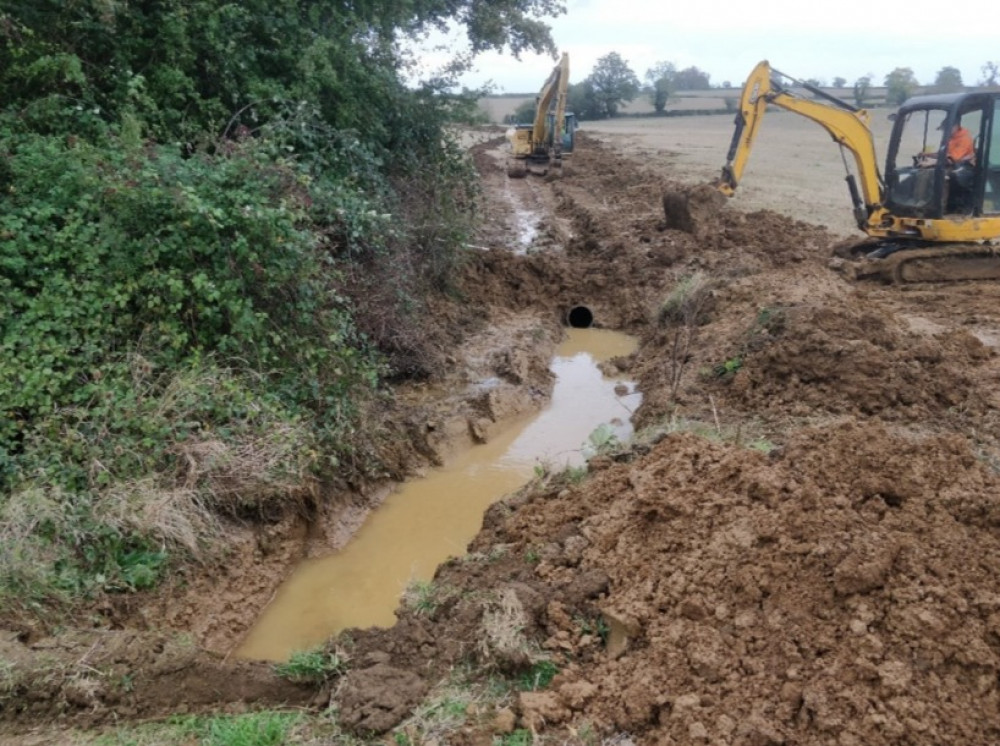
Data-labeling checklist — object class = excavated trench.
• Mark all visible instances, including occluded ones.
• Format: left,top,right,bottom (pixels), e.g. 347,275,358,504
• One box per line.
235,327,640,662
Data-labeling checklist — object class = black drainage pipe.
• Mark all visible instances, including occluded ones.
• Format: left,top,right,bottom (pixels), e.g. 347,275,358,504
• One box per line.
566,306,594,328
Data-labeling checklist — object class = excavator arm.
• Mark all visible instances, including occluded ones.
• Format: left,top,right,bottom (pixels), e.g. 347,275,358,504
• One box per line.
719,61,888,232
550,55,569,162
529,53,569,156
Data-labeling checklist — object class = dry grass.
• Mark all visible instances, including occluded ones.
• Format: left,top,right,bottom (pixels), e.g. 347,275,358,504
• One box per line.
478,587,535,666
658,272,716,401
106,482,218,556
107,420,318,557
0,486,71,590
0,359,322,603
171,428,316,509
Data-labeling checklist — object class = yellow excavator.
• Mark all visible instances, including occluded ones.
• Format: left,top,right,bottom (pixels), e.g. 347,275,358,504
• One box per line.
713,60,1000,282
506,52,576,178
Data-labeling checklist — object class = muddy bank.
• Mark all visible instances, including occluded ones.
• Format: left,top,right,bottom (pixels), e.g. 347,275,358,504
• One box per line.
0,308,567,730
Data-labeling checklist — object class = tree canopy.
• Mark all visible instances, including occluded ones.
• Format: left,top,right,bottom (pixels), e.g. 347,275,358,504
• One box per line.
672,66,710,91
884,67,918,105
981,62,1000,87
565,79,599,120
0,0,563,144
933,66,964,93
853,75,872,107
587,52,639,118
645,61,677,114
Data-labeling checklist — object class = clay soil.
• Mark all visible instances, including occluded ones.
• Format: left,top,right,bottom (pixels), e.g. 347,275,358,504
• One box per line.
6,114,1000,745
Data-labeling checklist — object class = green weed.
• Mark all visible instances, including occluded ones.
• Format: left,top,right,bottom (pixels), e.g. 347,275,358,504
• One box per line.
583,423,619,459
495,728,533,746
176,711,300,746
657,272,713,326
572,721,601,746
755,305,786,334
401,691,473,740
274,647,345,683
94,707,362,746
402,579,440,616
516,659,559,691
710,305,788,382
393,667,514,746
712,356,743,378
747,438,776,454
463,544,510,564
575,614,610,646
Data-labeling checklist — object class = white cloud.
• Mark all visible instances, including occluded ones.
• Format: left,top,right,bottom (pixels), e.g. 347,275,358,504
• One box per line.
405,0,1000,94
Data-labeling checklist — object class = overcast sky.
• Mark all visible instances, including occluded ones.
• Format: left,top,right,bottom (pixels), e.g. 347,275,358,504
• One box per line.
409,0,999,94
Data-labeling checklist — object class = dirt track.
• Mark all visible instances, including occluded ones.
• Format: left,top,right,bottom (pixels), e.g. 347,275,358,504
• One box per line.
5,121,1000,744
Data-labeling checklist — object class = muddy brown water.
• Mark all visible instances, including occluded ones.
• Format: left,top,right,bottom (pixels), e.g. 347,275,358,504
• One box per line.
235,328,639,661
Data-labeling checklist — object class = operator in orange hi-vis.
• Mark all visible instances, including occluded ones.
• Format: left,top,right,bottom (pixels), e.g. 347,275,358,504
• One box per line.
946,121,975,165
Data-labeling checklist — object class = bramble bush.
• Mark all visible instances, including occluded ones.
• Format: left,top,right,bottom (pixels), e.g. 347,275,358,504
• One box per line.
0,128,398,606
0,131,386,458
0,99,483,607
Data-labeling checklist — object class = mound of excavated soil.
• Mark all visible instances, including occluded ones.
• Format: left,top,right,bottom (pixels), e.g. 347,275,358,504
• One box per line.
720,298,994,420
334,420,1000,744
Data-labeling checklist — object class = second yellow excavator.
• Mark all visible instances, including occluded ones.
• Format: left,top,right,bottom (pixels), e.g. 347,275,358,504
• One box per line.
506,52,577,178
696,61,1000,282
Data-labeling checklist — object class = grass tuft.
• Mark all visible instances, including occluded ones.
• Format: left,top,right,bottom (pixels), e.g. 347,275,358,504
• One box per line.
274,647,346,683
478,588,531,664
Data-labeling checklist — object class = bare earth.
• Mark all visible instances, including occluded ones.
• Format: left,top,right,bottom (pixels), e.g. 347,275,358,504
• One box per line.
581,111,897,239
5,115,1000,745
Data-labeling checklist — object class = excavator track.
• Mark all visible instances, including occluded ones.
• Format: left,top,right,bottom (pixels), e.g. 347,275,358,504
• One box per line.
849,243,1000,284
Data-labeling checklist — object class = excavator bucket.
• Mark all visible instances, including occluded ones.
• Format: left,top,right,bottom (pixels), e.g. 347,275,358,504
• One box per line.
662,184,728,237
506,159,528,178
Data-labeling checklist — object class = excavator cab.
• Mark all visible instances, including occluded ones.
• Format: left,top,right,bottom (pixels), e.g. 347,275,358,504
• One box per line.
541,111,577,157
556,112,578,155
884,92,1000,220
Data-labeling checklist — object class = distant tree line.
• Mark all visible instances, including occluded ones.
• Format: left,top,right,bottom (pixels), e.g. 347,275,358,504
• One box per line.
515,53,1000,121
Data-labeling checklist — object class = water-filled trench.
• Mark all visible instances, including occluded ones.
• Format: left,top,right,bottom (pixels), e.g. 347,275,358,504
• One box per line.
235,326,640,661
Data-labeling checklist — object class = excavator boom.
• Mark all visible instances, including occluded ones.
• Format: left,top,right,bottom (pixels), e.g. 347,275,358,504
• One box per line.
719,61,886,232
529,54,566,155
